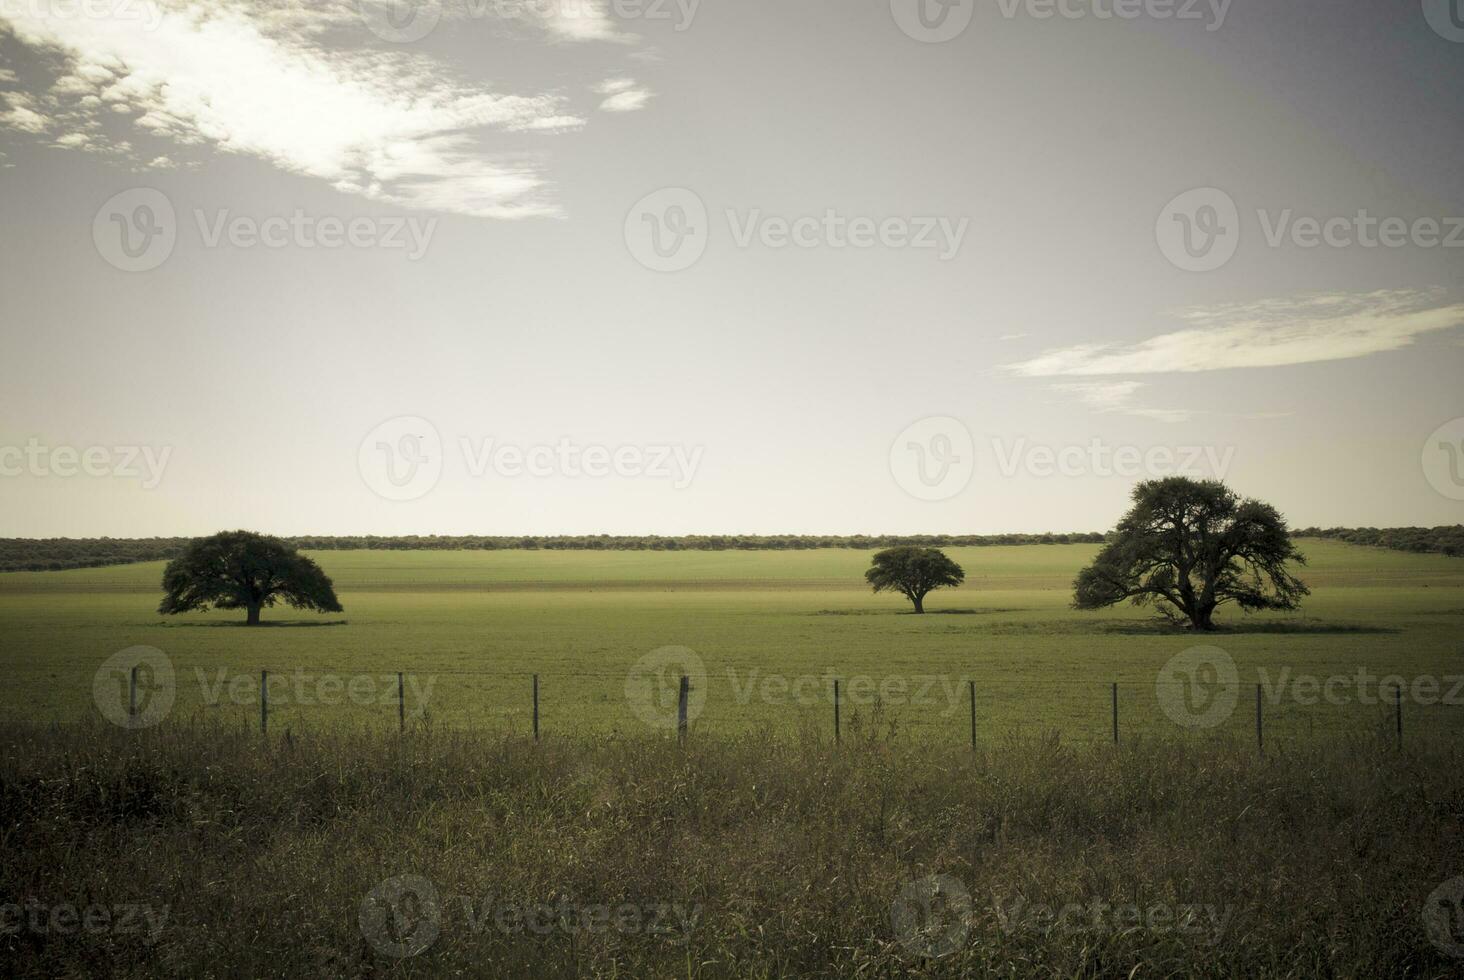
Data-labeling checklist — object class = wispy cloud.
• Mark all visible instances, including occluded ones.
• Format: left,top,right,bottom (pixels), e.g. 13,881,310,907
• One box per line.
0,2,613,217
997,331,1029,341
1008,290,1464,376
594,76,651,112
1050,381,1196,423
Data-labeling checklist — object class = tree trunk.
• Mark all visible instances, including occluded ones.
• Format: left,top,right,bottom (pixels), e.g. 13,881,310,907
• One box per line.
246,603,261,626
1192,606,1216,631
911,594,925,614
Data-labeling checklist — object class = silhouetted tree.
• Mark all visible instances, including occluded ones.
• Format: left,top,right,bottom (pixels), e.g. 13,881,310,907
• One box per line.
158,531,342,626
1074,477,1308,631
865,546,965,614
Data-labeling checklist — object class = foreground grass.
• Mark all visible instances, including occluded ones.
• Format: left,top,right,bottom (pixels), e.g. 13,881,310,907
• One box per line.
2,723,1462,978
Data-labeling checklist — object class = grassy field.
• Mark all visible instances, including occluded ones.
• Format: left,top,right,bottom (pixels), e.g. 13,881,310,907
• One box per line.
2,541,1462,744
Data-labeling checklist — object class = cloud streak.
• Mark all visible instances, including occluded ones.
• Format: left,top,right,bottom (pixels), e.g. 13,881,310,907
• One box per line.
0,1,607,217
1008,290,1464,376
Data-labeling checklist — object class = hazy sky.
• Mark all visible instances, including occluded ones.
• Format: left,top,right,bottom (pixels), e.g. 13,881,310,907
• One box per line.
1,0,1462,537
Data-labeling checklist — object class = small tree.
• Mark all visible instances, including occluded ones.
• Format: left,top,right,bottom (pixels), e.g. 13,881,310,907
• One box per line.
865,546,965,614
1073,477,1308,631
158,530,343,626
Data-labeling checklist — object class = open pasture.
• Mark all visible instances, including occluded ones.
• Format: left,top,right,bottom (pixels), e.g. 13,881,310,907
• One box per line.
2,542,1462,744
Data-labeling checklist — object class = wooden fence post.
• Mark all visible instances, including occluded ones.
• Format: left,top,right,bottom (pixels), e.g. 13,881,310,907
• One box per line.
260,669,268,735
968,680,976,751
1395,683,1402,749
834,678,841,744
1111,682,1118,745
128,665,138,723
398,672,405,734
677,675,689,742
532,674,540,742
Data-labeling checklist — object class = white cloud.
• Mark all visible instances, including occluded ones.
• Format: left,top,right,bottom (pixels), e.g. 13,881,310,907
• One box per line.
594,77,651,112
1008,290,1464,376
0,68,19,83
997,331,1029,341
1050,381,1195,423
0,2,595,217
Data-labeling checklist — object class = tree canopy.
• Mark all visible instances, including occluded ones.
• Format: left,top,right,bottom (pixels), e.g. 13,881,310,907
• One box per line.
158,530,343,625
865,546,965,613
1073,477,1308,631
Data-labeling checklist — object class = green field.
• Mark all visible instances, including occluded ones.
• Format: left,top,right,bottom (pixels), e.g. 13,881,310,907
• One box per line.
3,542,1462,743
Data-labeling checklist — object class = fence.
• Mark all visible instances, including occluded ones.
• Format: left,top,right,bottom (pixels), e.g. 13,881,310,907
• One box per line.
77,660,1464,749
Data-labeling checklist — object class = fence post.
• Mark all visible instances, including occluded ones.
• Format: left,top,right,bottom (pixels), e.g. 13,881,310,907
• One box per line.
969,680,976,751
532,674,540,742
677,675,689,742
398,672,405,734
1256,683,1263,755
260,669,268,735
1111,682,1118,745
1395,683,1402,749
128,665,138,723
834,678,841,744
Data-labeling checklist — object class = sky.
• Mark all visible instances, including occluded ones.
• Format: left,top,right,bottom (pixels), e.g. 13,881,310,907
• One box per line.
1,0,1462,537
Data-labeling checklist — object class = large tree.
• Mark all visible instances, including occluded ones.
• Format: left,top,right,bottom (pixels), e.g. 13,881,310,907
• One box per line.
158,531,343,626
1073,477,1308,631
866,546,965,614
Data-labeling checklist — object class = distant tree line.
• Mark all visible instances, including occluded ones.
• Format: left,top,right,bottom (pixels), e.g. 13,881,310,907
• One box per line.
0,533,1105,572
4,526,1457,573
1291,525,1464,558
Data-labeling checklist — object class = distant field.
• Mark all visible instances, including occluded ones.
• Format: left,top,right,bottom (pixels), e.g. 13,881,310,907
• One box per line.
2,542,1462,742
